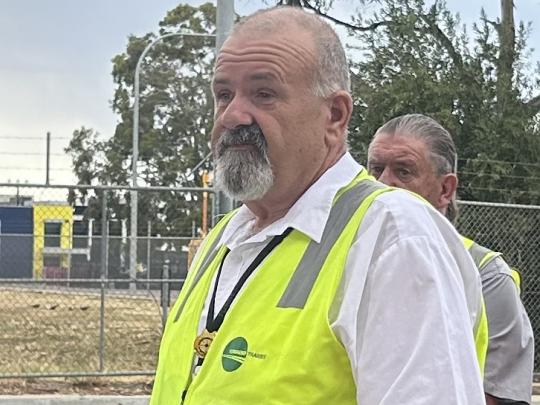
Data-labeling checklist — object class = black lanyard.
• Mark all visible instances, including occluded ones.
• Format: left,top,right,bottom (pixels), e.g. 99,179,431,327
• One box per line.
206,227,293,333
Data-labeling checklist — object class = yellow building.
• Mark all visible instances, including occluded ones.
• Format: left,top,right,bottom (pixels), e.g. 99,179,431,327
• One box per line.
33,204,73,279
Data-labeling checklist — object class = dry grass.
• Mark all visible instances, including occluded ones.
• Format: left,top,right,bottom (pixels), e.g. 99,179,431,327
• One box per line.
0,286,164,376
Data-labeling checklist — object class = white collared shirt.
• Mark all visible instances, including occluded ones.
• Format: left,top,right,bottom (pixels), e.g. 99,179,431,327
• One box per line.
197,152,485,404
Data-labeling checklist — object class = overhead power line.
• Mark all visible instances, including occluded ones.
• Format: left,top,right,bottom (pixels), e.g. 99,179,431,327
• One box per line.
0,152,66,157
458,171,540,181
458,185,540,196
0,136,70,140
0,166,72,172
458,158,540,168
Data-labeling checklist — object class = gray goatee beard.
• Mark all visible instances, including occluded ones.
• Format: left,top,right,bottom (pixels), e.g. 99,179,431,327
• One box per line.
214,124,274,202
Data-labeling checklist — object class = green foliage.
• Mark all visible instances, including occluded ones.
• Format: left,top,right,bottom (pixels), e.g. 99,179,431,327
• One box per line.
65,0,540,236
346,0,540,204
66,3,216,236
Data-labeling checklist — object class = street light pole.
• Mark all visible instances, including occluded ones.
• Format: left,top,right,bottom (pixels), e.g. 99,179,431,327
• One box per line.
216,0,235,216
129,32,215,289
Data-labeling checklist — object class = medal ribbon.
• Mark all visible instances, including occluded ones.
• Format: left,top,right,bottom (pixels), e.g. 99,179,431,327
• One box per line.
194,227,293,361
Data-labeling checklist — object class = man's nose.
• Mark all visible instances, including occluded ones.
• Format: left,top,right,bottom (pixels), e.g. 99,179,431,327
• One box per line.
220,96,254,129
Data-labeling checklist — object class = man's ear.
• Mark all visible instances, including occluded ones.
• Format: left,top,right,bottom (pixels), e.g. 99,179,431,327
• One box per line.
325,90,353,146
437,173,458,210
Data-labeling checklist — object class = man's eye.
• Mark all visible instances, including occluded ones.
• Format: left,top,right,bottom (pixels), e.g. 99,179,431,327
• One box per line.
256,90,275,101
369,166,383,178
216,91,232,103
397,168,412,178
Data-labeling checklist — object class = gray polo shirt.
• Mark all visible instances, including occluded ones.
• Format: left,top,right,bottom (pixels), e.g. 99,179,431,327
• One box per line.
481,256,534,403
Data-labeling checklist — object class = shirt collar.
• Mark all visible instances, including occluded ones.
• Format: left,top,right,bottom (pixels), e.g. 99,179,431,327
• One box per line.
219,152,363,249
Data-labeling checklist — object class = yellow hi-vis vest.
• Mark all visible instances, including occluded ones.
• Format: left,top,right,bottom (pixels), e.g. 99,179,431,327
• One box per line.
462,237,522,293
461,236,525,375
150,171,392,405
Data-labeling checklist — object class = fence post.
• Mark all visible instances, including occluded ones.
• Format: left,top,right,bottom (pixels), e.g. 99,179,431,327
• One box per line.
147,220,151,290
161,258,170,329
99,190,108,372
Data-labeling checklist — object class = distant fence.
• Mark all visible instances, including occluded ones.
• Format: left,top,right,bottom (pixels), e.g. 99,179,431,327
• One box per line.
0,183,213,284
457,200,540,371
0,184,539,377
0,183,211,378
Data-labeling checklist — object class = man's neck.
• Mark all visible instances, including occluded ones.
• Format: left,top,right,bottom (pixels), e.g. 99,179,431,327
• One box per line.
244,195,298,231
244,149,347,230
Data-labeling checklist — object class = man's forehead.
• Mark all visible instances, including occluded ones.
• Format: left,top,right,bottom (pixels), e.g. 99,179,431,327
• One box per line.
369,153,420,166
370,137,427,162
212,70,284,86
218,31,316,60
213,35,316,84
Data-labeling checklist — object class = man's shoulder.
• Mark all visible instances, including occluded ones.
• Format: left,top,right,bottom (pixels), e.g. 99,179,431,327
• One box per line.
370,186,426,210
350,187,467,263
463,240,514,279
479,254,514,280
364,188,451,237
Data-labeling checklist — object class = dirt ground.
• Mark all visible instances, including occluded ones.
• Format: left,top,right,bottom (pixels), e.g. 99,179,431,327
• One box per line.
1,376,539,396
0,287,164,374
0,376,154,395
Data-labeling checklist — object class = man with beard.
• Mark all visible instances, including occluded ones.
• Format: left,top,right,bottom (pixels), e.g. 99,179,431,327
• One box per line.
367,114,534,405
150,7,485,404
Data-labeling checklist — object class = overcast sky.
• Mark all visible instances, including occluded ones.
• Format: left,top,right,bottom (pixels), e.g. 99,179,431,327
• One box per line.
0,0,538,184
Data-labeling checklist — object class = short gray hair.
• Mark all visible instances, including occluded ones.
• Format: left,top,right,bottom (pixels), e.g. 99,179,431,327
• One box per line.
372,113,459,222
231,7,351,97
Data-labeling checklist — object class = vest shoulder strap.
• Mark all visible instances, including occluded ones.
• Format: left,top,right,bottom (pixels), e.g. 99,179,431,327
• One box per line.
463,237,501,272
278,177,392,308
173,209,237,322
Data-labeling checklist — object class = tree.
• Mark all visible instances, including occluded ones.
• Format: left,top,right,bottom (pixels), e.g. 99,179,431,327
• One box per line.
66,3,216,236
303,0,540,204
66,0,540,223
65,126,107,223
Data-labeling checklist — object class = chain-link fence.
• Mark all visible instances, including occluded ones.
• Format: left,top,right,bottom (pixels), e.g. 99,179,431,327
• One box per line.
0,183,210,378
0,183,213,282
0,278,168,377
0,184,539,377
456,200,540,371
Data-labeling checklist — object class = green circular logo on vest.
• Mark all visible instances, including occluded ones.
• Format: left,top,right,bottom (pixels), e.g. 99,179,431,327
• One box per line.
222,337,248,372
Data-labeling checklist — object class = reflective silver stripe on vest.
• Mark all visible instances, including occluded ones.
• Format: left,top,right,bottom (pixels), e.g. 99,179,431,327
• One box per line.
173,225,228,322
469,242,493,272
277,179,388,309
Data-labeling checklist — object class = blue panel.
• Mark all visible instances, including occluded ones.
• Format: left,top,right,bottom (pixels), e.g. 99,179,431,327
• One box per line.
0,207,33,278
0,207,33,234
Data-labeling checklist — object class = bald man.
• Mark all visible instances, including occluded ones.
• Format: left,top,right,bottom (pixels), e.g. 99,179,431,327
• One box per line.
150,8,485,404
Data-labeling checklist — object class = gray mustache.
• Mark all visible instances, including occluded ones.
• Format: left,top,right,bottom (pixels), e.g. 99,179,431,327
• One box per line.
216,125,267,156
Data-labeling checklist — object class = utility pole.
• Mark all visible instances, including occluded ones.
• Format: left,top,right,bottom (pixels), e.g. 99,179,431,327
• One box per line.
46,132,51,185
215,0,236,216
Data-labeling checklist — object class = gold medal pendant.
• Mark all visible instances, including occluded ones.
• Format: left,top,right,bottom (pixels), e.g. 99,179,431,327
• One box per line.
194,329,216,358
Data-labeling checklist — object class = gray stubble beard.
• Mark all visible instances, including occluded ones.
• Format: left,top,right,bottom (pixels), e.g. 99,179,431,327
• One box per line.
213,125,274,202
